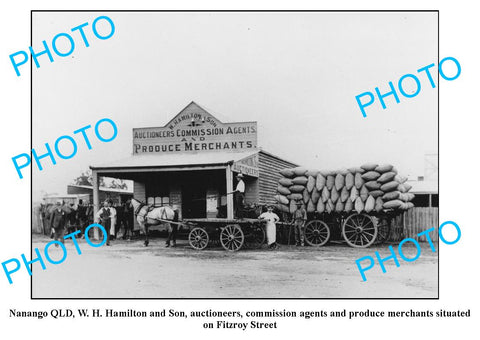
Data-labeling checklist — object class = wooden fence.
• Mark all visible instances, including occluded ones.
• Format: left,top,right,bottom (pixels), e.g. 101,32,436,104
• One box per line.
390,207,439,242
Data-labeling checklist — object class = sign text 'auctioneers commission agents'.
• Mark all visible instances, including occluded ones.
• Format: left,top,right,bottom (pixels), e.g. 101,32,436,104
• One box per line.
132,102,257,154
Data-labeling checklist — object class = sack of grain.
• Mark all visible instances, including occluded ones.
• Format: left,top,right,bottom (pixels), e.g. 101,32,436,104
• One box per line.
360,185,369,201
311,189,320,204
355,172,364,189
320,170,335,177
345,172,354,189
292,176,308,185
331,186,339,203
287,193,303,201
350,186,359,202
335,173,345,190
322,187,330,202
375,164,394,173
326,199,334,213
306,176,316,193
277,185,291,196
335,200,344,212
306,169,319,177
383,191,400,201
279,178,293,187
326,175,335,190
293,167,308,176
383,199,403,209
289,199,297,214
307,200,316,213
361,163,378,171
316,174,326,191
380,181,399,192
348,167,365,174
406,202,414,209
345,197,353,212
340,186,349,202
361,171,381,181
365,181,382,190
403,183,412,191
404,193,415,201
290,185,305,193
369,190,384,198
397,184,407,193
274,194,289,205
280,168,295,178
303,188,310,203
365,195,375,213
375,197,384,212
394,174,408,184
316,199,325,213
377,171,396,184
277,203,290,213
355,197,364,213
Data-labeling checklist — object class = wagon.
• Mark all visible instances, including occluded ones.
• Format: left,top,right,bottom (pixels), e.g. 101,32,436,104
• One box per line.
184,218,267,251
279,210,397,248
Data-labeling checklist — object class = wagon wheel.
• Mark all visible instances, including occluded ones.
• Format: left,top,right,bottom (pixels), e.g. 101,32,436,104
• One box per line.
304,220,330,247
247,225,265,249
374,217,391,245
342,213,378,248
220,224,244,251
188,227,209,250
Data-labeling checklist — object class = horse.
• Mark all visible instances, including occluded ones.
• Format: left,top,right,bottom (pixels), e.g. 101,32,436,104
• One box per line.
130,198,176,246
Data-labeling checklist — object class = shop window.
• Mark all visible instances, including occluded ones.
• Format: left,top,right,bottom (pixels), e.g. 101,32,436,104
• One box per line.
147,196,170,207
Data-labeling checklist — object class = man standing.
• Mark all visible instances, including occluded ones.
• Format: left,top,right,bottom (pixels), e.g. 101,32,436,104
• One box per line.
259,205,280,250
293,201,307,246
122,199,134,240
49,200,67,246
234,173,245,218
76,199,87,238
95,199,116,246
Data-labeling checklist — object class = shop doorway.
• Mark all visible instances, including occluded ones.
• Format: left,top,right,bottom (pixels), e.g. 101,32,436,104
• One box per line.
182,180,207,218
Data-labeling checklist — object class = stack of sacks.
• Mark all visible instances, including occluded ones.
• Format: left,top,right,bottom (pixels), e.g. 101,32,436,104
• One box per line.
274,164,415,214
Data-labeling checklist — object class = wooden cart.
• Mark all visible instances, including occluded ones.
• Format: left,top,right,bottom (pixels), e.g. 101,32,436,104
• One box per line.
184,218,267,251
279,211,396,248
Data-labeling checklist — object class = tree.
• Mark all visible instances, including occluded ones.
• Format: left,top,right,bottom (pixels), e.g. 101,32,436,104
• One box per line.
72,169,105,187
72,170,128,189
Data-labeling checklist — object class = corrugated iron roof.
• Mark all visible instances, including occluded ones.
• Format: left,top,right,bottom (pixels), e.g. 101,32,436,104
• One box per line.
90,150,259,170
407,180,438,194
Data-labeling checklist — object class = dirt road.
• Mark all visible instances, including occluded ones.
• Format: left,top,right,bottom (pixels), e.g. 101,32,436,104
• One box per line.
32,234,438,298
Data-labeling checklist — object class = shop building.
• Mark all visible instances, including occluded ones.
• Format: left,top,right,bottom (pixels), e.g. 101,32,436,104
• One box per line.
90,102,296,228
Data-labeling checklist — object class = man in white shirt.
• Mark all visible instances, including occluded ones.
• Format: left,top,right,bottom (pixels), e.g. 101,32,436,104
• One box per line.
95,199,117,246
259,205,280,250
234,173,245,218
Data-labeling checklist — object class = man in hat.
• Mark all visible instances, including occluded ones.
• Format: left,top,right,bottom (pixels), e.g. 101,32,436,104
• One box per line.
95,199,117,246
49,199,67,246
234,173,245,218
259,205,280,250
293,201,307,246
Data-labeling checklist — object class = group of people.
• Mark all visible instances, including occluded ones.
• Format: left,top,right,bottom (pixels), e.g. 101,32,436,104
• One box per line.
43,198,134,247
235,173,308,250
259,201,307,250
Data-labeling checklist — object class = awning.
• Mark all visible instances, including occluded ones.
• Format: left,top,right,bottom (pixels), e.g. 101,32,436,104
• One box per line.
90,150,259,172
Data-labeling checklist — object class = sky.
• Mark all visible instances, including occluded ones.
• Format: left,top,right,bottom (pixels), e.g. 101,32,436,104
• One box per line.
31,11,438,201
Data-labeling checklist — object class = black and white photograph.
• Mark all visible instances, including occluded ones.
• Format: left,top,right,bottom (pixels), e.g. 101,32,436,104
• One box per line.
4,0,480,338
30,11,439,298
